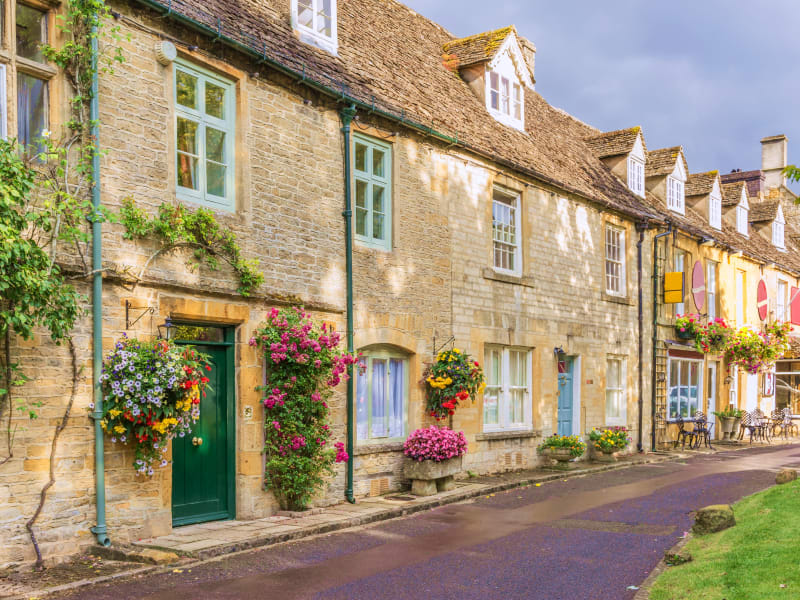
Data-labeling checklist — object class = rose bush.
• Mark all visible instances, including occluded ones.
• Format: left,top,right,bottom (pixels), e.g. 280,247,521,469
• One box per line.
252,307,356,511
403,426,468,462
99,336,211,475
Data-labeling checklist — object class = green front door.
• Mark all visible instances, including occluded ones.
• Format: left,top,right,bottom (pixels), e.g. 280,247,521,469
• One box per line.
172,338,235,526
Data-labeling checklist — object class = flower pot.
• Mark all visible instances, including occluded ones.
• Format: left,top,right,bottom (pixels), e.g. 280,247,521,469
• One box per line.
719,416,736,441
541,447,581,469
404,456,463,496
594,448,619,463
732,417,742,440
675,328,694,340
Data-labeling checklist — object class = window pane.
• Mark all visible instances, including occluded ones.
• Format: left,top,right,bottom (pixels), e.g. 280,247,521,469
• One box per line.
489,72,499,109
373,185,385,241
206,127,225,162
207,162,226,197
355,143,367,172
205,82,225,119
371,359,387,438
510,389,523,423
372,148,385,177
388,359,404,438
318,0,332,36
355,180,368,237
176,117,198,154
176,118,199,190
297,0,313,27
356,359,368,440
501,77,509,114
176,70,198,109
168,324,225,342
16,4,46,63
17,73,48,150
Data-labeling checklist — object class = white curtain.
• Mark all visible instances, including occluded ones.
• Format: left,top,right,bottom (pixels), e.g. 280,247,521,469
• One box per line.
388,359,404,437
371,360,386,438
356,359,368,440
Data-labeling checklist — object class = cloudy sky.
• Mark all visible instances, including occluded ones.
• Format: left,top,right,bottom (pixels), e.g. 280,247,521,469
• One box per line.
403,0,799,185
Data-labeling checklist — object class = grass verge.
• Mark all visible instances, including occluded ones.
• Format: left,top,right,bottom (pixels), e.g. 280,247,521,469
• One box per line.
649,479,800,599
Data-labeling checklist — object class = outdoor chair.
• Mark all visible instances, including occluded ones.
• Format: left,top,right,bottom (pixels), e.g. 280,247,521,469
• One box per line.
692,411,714,449
752,408,771,443
782,407,797,438
738,412,759,444
674,417,697,450
771,409,784,438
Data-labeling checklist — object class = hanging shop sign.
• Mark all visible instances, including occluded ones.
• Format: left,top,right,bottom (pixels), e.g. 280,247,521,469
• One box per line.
691,261,705,312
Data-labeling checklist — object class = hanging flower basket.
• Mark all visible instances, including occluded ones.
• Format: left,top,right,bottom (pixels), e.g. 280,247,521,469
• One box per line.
99,336,212,475
423,348,485,420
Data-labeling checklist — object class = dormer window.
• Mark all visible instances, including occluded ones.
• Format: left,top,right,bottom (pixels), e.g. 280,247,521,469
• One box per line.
487,69,524,130
292,0,337,55
736,188,749,236
773,206,785,249
627,156,644,197
709,192,721,230
667,176,684,214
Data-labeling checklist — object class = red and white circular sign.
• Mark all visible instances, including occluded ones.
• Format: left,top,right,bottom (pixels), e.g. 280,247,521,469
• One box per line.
691,261,705,312
757,279,768,321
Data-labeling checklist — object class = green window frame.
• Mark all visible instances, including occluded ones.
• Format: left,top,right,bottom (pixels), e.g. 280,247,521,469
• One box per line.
174,59,236,211
356,350,408,442
353,133,392,250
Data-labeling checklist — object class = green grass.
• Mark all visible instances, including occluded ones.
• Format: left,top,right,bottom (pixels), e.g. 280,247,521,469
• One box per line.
649,479,800,599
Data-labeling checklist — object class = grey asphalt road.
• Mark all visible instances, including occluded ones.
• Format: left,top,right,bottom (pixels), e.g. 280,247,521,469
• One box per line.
57,444,800,600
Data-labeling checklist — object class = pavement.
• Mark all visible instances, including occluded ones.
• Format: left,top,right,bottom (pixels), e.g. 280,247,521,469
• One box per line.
35,442,800,600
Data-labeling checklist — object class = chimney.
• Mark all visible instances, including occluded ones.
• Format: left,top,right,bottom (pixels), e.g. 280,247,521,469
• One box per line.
761,134,787,190
517,35,536,87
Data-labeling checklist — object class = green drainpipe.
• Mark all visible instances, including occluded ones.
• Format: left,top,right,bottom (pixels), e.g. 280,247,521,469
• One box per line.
650,224,673,453
340,104,357,504
88,21,110,547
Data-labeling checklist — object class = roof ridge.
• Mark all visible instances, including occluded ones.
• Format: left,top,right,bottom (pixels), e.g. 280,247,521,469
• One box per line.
442,25,515,53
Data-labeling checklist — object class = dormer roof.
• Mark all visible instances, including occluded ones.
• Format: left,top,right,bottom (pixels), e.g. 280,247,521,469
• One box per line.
721,181,748,207
442,25,534,88
585,126,646,159
646,146,688,178
685,171,719,197
750,199,781,223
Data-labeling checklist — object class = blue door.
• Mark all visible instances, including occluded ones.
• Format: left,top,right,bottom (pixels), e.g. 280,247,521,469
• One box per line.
557,358,574,436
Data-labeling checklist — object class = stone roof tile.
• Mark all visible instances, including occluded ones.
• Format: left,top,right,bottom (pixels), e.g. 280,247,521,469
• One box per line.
584,127,645,159
685,171,718,197
646,146,688,178
442,26,515,67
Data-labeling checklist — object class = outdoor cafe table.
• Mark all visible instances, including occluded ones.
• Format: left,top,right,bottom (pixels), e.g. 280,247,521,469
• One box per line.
666,418,707,449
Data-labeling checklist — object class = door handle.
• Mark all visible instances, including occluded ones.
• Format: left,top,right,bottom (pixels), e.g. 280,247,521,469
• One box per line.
192,436,204,446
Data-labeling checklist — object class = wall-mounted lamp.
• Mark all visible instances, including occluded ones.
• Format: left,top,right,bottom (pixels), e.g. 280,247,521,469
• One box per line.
154,40,177,65
731,250,743,258
553,346,565,355
700,237,714,247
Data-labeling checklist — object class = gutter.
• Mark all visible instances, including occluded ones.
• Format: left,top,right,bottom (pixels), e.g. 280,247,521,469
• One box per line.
650,223,673,452
130,0,655,225
88,21,110,546
340,105,357,504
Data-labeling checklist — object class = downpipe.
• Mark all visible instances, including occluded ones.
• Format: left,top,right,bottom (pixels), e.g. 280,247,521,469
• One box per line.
88,21,110,547
340,104,357,504
650,224,673,453
636,221,648,452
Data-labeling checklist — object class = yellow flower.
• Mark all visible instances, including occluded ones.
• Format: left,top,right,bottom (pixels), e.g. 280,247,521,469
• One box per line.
109,409,122,418
453,348,461,354
113,425,126,434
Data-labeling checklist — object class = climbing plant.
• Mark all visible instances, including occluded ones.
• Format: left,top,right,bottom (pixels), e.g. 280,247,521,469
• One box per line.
0,0,124,569
119,198,264,297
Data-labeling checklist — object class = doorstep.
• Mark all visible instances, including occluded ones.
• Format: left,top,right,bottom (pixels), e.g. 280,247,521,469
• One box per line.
133,452,682,560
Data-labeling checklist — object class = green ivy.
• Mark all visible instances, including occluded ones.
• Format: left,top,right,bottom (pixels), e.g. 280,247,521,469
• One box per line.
119,198,264,296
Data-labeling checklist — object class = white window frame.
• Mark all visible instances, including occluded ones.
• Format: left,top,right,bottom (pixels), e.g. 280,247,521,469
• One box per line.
355,350,408,443
173,59,236,212
736,188,749,236
773,207,785,249
605,357,627,426
486,68,524,131
777,280,788,322
736,269,745,326
605,224,626,296
492,186,521,275
353,133,392,251
627,156,644,197
674,250,685,316
666,176,685,214
709,193,722,230
667,357,704,420
706,260,717,320
0,63,6,140
483,346,533,432
291,0,338,55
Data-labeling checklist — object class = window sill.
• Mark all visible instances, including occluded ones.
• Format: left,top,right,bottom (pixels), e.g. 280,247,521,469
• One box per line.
602,292,633,306
475,429,540,442
353,441,404,456
482,267,535,288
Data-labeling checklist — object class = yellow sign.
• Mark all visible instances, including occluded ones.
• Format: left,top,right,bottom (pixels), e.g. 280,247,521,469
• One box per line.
664,271,684,304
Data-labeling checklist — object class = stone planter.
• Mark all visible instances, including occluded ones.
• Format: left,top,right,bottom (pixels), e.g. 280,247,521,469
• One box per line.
404,456,463,496
719,416,736,441
594,448,619,463
675,328,694,341
540,447,580,469
732,417,742,440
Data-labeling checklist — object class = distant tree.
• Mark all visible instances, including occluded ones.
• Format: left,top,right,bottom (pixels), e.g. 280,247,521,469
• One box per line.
785,166,800,201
